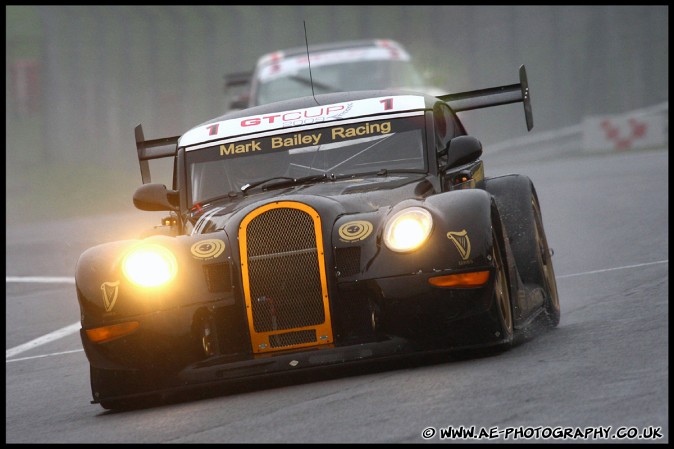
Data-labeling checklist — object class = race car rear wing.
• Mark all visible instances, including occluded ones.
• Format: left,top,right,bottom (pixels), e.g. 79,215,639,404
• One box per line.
224,71,253,88
224,71,254,110
134,124,180,184
438,64,533,131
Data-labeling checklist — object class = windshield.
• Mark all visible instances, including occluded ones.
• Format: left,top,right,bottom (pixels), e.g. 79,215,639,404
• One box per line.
185,114,427,207
256,60,427,105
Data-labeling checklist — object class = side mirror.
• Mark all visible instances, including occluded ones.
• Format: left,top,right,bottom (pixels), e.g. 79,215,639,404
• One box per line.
133,183,179,211
442,136,483,170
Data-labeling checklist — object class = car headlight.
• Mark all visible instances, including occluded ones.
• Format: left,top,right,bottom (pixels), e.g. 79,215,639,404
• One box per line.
122,244,177,287
383,207,433,252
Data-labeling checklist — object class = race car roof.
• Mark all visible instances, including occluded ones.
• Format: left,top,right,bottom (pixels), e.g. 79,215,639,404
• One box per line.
255,39,412,83
256,39,408,66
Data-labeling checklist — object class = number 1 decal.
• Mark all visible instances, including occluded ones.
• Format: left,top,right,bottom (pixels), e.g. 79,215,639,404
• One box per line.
380,98,393,110
206,124,219,136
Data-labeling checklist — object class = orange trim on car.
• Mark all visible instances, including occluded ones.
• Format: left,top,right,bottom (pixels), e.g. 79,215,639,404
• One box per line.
428,270,490,288
239,201,334,353
85,321,140,343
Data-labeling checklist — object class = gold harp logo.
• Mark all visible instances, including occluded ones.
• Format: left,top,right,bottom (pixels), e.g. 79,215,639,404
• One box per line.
447,230,471,260
338,221,373,242
101,281,120,312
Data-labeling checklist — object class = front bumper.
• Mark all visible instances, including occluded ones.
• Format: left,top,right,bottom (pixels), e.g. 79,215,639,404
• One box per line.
82,267,505,404
88,327,504,406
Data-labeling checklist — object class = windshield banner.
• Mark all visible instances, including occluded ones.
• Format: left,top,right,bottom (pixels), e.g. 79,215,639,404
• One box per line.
181,95,426,149
195,118,419,159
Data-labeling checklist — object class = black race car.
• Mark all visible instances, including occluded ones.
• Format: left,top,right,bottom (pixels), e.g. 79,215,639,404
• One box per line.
75,65,559,410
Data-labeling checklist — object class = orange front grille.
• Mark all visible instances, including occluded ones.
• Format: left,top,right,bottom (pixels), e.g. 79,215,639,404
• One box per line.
239,201,333,353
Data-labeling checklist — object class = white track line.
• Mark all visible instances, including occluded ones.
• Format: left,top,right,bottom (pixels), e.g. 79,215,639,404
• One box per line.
6,322,81,359
5,259,668,363
556,260,667,279
6,276,75,284
6,349,84,363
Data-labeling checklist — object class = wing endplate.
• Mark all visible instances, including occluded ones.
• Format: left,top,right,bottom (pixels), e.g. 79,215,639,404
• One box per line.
134,124,180,184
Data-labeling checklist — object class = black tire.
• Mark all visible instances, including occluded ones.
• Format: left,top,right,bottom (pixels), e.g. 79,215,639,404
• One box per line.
532,196,560,327
492,229,514,346
486,174,559,328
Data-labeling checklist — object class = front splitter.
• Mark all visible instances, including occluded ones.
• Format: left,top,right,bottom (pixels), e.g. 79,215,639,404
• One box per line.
94,336,423,405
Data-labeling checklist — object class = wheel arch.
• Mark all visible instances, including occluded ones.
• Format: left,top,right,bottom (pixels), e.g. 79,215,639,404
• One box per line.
488,195,523,325
484,173,559,328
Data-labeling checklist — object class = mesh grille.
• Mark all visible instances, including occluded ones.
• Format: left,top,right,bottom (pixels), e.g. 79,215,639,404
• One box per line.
335,246,361,277
246,207,325,333
203,262,231,292
269,329,317,348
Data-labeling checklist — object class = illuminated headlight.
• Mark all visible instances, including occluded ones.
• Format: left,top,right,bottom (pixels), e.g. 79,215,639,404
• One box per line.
122,244,177,287
383,207,433,252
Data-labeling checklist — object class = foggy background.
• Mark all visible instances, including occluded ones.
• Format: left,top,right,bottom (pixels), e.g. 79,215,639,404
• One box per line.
5,5,668,224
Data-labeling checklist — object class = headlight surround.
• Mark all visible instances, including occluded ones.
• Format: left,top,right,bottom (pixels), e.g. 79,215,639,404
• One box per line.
383,206,433,252
122,244,178,287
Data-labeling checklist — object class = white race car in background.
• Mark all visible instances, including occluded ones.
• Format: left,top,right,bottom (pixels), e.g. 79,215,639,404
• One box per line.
224,39,444,110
